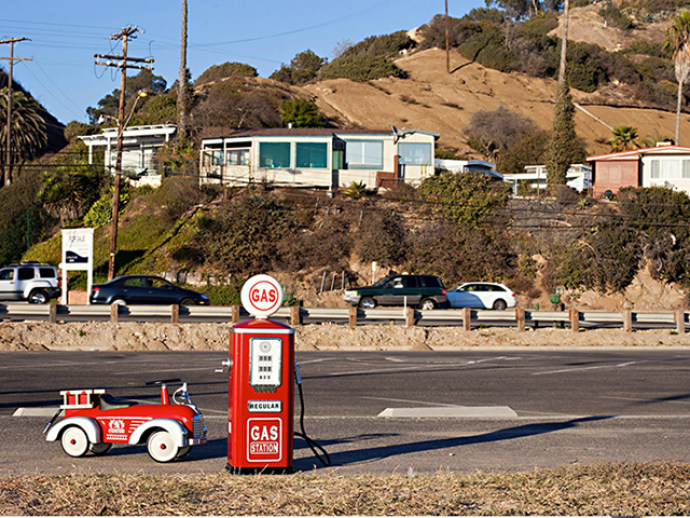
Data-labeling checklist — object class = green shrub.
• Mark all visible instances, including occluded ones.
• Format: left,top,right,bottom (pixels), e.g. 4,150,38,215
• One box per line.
318,55,407,81
338,31,415,59
195,62,257,86
83,187,130,229
281,98,324,128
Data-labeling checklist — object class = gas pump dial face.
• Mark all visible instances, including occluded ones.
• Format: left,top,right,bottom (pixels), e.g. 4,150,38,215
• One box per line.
249,337,282,389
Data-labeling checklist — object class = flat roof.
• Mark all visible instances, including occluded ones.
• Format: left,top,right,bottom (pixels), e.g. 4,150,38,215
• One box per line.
200,127,439,140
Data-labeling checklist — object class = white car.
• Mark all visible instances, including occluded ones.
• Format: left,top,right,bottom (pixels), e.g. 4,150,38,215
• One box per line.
446,282,516,310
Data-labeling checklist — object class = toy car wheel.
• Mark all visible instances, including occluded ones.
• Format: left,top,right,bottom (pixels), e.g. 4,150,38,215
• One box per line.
147,430,179,463
61,426,89,457
176,446,192,459
89,443,112,455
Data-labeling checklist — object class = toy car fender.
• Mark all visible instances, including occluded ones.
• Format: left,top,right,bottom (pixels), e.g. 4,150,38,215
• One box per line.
45,416,101,444
128,418,189,447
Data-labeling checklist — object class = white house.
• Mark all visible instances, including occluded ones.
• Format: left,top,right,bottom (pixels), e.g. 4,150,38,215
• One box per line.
434,158,502,179
79,124,177,187
502,164,592,194
198,127,439,190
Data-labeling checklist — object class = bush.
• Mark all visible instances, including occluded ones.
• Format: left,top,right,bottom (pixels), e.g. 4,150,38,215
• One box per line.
195,62,257,86
338,31,415,59
281,98,324,128
356,209,406,267
465,107,539,158
318,55,407,81
190,194,293,275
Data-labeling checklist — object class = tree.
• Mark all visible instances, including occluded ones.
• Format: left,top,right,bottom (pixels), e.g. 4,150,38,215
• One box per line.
664,9,690,145
177,0,190,143
281,98,324,128
270,50,327,85
86,70,167,124
544,82,585,188
607,125,639,152
465,106,538,159
0,88,48,164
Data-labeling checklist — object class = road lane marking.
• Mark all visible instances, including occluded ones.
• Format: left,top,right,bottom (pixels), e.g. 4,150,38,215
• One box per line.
13,408,56,417
533,362,637,376
377,406,518,418
362,396,471,408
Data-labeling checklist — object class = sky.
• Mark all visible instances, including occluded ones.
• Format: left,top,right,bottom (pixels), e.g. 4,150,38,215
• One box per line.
0,0,479,125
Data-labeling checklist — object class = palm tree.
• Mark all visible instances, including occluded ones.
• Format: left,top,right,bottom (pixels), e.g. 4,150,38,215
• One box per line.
0,88,48,165
608,125,639,152
665,9,690,146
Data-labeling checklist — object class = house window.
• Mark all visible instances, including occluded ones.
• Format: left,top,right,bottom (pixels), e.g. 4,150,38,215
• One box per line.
296,142,328,168
398,143,432,165
259,142,290,168
346,140,383,169
651,160,660,179
683,160,690,179
227,149,249,165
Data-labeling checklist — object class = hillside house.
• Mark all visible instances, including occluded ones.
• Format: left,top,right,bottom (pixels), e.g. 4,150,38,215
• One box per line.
79,124,177,187
587,144,690,197
199,127,438,190
434,159,503,179
502,164,592,194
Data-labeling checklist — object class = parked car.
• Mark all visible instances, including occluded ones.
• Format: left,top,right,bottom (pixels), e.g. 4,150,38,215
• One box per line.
446,282,516,310
0,262,60,304
90,275,209,306
343,274,447,310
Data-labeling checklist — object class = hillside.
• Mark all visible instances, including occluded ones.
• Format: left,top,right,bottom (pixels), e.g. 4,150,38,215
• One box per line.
305,47,687,158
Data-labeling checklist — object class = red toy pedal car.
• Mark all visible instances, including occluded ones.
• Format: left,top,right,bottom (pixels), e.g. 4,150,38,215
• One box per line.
44,378,207,463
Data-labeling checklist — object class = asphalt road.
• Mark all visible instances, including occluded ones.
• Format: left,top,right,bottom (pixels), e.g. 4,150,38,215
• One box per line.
1,349,689,475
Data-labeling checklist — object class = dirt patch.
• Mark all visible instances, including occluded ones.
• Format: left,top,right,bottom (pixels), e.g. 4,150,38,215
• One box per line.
1,321,689,352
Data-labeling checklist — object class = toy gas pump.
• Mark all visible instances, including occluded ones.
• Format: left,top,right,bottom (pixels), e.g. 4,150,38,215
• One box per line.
225,275,294,473
220,274,328,474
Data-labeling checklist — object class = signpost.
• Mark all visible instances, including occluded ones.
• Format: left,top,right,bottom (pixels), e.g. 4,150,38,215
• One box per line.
60,228,94,305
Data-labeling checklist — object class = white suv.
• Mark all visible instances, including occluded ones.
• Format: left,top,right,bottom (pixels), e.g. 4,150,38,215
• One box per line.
0,262,60,304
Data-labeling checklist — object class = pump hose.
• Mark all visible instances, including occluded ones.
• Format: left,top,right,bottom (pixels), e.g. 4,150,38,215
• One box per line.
294,380,331,467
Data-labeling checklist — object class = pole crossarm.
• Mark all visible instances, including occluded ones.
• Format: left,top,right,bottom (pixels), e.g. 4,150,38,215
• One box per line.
92,25,155,280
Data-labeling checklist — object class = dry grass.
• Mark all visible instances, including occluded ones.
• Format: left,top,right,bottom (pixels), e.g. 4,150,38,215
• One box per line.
0,462,688,515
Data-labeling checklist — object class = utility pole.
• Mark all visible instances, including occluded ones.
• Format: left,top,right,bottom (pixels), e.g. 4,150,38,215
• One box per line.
445,0,450,74
178,0,190,143
0,37,32,187
94,26,153,280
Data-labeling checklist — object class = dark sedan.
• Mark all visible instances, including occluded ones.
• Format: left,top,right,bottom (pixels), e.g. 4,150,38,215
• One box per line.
90,275,210,306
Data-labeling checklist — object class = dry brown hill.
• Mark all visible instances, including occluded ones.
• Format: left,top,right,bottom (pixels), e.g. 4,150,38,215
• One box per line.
304,47,687,158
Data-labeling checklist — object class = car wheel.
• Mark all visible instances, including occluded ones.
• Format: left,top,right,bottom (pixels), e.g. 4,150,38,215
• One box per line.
180,298,195,306
89,443,113,456
358,296,376,309
419,298,436,310
28,289,48,304
492,299,507,311
60,426,89,457
147,430,179,463
111,298,127,306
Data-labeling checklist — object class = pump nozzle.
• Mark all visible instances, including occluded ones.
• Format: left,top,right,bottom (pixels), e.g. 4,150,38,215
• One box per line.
215,358,232,373
294,362,303,384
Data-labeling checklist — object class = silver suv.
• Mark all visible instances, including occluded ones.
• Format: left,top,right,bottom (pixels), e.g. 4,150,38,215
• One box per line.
0,262,60,304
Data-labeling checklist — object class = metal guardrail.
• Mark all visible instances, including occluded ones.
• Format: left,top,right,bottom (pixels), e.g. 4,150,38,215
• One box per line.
0,303,686,332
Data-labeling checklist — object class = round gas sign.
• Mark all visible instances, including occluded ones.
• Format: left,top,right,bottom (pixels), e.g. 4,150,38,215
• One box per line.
240,274,284,318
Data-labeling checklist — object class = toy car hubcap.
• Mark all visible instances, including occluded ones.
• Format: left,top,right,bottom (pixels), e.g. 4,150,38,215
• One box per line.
147,430,178,463
61,426,89,457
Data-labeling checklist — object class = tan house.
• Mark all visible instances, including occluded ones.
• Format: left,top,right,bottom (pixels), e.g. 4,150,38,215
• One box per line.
587,144,690,198
199,127,439,190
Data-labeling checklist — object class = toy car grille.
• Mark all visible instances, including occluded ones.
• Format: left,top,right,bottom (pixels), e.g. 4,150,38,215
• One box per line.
193,415,206,438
